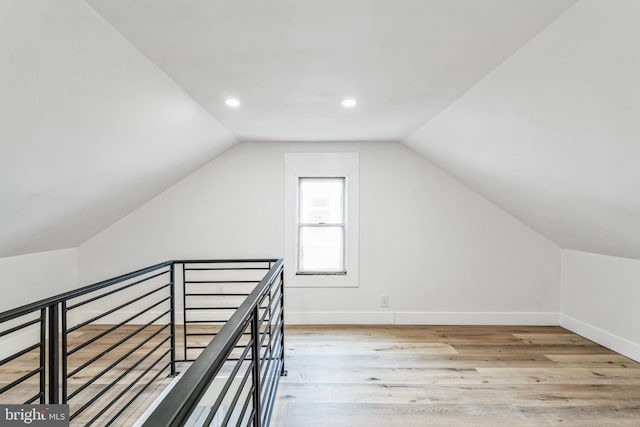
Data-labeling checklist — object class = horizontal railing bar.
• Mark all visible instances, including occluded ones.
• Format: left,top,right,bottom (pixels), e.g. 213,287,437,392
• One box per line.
0,342,41,366
185,293,249,297
185,280,259,284
0,261,173,323
262,359,283,427
212,359,254,427
266,319,284,355
269,301,284,326
259,334,280,390
0,317,43,338
66,270,169,311
186,343,260,351
185,306,248,310
257,325,276,359
67,319,170,384
67,283,170,333
103,360,173,427
256,300,273,331
234,384,254,427
186,340,254,350
142,259,283,427
205,339,253,423
262,365,282,424
0,367,42,394
176,259,277,264
265,305,284,334
261,342,280,408
183,320,227,324
67,298,170,355
86,353,171,427
184,267,270,271
72,337,171,419
270,283,283,301
185,332,220,337
25,392,44,405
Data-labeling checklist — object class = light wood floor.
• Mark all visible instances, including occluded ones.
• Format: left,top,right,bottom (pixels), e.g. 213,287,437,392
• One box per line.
4,325,640,426
272,325,640,427
0,324,215,426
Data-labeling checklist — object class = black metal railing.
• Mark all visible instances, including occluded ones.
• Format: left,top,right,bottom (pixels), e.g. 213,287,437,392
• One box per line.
0,258,285,427
61,261,175,426
180,260,276,362
0,304,47,405
142,258,285,427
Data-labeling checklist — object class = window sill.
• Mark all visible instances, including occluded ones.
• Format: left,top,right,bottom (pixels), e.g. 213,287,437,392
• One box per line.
296,271,347,276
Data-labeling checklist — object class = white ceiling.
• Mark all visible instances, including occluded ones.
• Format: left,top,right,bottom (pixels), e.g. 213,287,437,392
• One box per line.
4,0,638,262
86,0,576,141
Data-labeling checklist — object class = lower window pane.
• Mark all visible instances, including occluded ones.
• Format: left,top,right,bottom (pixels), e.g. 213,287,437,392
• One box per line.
299,227,344,272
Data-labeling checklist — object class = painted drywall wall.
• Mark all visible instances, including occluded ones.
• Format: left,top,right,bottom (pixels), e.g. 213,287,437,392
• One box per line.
561,250,640,362
78,142,560,324
0,0,235,257
0,249,77,361
405,0,640,260
0,248,78,312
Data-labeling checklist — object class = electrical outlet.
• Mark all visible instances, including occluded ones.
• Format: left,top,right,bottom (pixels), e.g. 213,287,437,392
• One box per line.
380,295,389,308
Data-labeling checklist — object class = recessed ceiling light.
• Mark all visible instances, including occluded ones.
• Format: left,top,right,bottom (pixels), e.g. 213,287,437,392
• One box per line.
225,97,241,108
341,98,357,109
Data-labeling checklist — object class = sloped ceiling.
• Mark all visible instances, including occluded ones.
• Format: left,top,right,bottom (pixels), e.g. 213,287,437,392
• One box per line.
85,0,576,141
5,0,636,262
0,1,235,257
406,0,640,260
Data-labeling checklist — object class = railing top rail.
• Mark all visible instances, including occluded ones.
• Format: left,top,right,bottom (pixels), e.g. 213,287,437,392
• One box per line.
175,258,278,264
0,260,173,323
0,258,280,324
141,258,284,427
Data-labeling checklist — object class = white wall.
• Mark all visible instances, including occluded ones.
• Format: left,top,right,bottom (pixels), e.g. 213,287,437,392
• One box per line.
561,250,640,362
79,142,560,325
0,249,77,360
0,248,78,312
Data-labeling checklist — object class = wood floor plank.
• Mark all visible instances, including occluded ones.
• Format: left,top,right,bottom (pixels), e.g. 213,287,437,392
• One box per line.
272,325,640,426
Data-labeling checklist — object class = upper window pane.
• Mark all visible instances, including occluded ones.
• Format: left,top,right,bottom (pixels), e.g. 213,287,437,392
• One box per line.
299,178,344,224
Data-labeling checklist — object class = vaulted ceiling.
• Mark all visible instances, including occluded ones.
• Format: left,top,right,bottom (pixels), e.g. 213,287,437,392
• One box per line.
86,0,576,142
3,0,639,260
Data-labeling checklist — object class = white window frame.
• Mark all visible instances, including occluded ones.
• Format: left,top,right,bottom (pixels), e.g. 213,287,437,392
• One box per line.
284,153,359,287
297,177,346,275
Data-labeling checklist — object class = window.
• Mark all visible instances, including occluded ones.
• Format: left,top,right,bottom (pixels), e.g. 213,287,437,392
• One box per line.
297,178,346,274
284,153,359,287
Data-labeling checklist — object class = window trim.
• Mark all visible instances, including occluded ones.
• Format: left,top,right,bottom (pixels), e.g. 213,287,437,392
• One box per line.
284,153,359,288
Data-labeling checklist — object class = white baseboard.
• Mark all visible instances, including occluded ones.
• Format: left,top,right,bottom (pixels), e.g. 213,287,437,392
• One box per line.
285,311,395,325
395,311,561,325
285,311,561,326
561,314,640,363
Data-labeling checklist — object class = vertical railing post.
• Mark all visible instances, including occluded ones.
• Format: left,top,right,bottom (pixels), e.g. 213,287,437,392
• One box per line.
61,301,68,403
48,303,59,404
39,308,46,404
169,262,177,377
280,269,286,376
182,263,188,361
251,306,262,427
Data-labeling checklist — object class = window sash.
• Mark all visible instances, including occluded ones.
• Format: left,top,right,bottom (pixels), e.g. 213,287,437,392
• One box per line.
297,177,346,275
